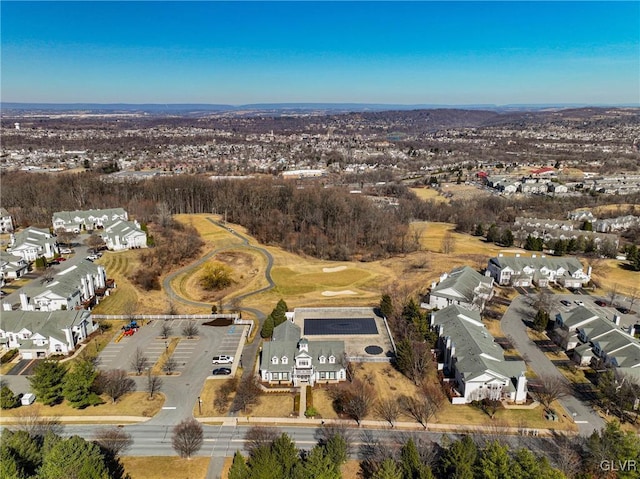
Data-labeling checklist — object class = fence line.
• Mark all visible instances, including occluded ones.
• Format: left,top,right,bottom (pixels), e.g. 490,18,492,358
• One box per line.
91,313,240,321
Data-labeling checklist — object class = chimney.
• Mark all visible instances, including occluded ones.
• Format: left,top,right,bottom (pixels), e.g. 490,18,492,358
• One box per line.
516,253,520,257
19,293,29,310
532,254,536,258
2,303,11,311
628,325,636,337
431,281,437,289
498,253,503,257
613,314,621,326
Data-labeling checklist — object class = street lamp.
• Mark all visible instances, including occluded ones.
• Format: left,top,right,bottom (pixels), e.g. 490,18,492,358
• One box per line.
198,396,202,415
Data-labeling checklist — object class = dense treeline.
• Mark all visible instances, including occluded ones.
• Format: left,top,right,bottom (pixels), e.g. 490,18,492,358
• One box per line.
3,170,640,259
1,428,129,479
1,172,413,260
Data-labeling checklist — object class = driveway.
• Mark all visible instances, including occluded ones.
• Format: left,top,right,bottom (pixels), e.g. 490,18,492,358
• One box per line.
502,294,606,436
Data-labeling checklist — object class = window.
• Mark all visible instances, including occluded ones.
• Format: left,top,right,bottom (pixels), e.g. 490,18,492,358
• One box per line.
329,372,336,379
281,356,288,365
319,371,326,379
319,356,326,364
282,373,289,380
272,356,279,365
297,359,310,368
328,355,335,364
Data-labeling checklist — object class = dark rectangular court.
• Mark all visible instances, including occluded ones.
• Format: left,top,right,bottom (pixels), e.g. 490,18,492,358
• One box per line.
304,318,379,335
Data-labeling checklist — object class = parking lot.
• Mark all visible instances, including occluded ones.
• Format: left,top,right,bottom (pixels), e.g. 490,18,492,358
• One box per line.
98,318,246,376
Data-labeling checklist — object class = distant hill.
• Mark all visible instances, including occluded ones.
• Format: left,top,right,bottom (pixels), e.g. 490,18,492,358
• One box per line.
4,101,636,116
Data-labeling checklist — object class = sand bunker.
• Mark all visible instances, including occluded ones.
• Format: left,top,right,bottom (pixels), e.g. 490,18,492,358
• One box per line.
322,266,347,273
322,290,357,296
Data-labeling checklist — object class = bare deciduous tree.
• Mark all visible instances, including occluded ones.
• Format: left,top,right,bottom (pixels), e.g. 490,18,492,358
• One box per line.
162,355,177,375
399,395,440,430
130,347,148,375
375,398,401,428
230,376,261,413
94,427,133,457
607,283,620,308
533,375,570,411
55,228,77,247
97,369,135,403
172,418,203,459
147,371,163,399
85,233,106,253
343,379,375,426
441,231,456,254
182,321,199,339
160,322,172,339
244,426,280,453
13,404,63,437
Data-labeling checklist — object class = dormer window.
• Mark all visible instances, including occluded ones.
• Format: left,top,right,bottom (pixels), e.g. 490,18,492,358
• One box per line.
281,356,288,365
328,355,335,364
319,355,326,364
271,356,279,365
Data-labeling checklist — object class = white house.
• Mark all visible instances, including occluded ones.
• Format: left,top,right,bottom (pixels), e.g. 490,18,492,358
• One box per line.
0,309,97,359
18,260,107,312
0,251,29,280
7,227,59,261
431,305,527,405
260,320,346,386
423,266,494,312
100,220,147,250
0,208,14,233
52,208,128,233
487,254,590,288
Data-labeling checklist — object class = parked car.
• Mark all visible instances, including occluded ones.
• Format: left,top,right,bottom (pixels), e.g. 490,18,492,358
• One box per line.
212,368,232,376
87,254,99,261
85,257,94,262
212,355,234,364
560,300,571,307
58,257,66,261
60,248,72,254
0,291,7,297
574,300,584,306
616,307,631,314
595,300,608,307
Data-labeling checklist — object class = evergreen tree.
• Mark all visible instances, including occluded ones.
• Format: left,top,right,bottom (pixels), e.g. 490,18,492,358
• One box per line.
512,448,566,479
476,440,515,479
395,338,415,380
553,239,566,256
0,383,20,409
400,438,433,479
1,429,42,478
272,299,289,327
39,435,109,479
271,433,299,479
474,223,485,237
324,433,348,467
299,446,340,479
380,294,393,319
500,229,514,247
247,445,280,479
439,435,477,479
372,458,403,479
486,225,500,244
533,309,550,332
586,421,640,479
566,238,577,253
261,315,275,339
63,359,100,408
28,360,67,406
0,445,21,479
582,220,593,231
228,451,250,479
524,235,543,251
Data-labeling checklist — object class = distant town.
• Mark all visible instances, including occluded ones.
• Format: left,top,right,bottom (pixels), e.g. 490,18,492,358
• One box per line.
1,106,639,479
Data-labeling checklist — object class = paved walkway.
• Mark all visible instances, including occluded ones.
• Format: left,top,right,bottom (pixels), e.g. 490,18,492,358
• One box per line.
298,386,306,418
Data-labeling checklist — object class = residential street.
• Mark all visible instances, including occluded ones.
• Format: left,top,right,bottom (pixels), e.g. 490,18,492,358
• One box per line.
501,295,606,436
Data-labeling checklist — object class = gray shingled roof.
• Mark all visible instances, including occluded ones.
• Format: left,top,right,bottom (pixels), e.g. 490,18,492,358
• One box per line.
431,266,492,303
433,305,526,382
0,309,90,344
489,255,584,276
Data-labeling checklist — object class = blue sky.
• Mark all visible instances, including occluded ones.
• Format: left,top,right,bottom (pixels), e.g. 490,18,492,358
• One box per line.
2,1,639,105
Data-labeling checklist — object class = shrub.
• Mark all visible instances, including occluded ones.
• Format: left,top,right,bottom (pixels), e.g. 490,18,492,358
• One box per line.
0,349,18,364
304,406,319,418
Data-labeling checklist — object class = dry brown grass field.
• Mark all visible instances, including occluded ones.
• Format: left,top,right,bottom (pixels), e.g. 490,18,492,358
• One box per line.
0,392,164,421
409,186,449,203
121,456,210,479
590,259,639,297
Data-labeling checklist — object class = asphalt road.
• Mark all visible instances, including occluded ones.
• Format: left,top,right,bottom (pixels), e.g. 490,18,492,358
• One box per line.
162,217,275,378
58,423,555,459
502,294,606,436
